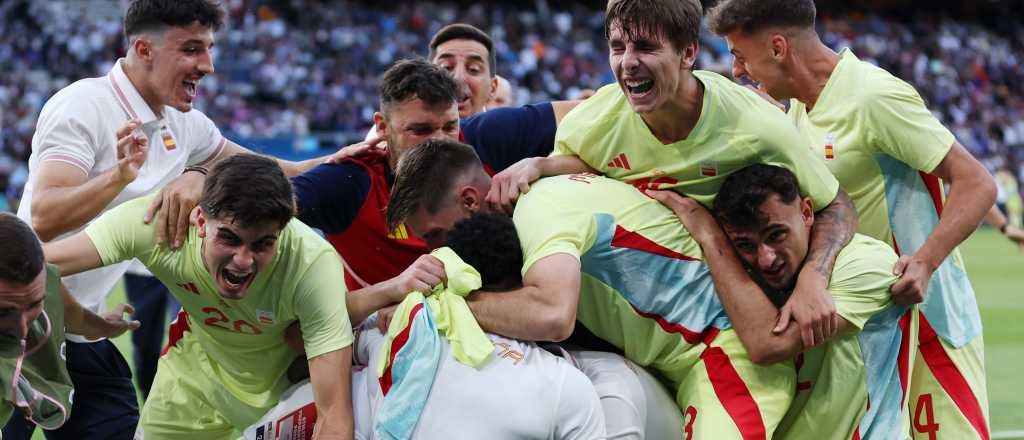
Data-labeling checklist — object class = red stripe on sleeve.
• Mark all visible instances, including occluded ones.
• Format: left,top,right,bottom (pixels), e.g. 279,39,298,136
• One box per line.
918,315,989,440
379,303,425,396
700,346,767,440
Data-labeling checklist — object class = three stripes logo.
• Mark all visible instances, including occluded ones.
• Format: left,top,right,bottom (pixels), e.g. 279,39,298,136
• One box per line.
606,153,631,170
388,224,410,240
176,282,200,295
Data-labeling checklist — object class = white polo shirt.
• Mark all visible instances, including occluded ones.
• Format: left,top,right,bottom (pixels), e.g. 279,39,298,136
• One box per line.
18,59,225,334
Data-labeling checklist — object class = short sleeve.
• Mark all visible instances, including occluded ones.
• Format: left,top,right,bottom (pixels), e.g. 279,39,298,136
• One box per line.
828,235,898,330
754,125,841,212
865,79,955,174
461,103,556,172
33,98,102,174
180,109,227,166
513,188,590,274
293,251,354,359
83,196,159,266
291,162,371,234
553,366,608,440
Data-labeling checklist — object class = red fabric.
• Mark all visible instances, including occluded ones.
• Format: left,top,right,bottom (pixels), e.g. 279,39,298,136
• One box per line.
379,303,425,396
918,172,945,217
161,310,191,357
918,315,990,440
611,225,700,261
628,303,706,344
898,309,912,406
700,346,767,440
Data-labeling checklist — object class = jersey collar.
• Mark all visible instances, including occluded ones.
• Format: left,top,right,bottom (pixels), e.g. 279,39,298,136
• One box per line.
107,59,161,125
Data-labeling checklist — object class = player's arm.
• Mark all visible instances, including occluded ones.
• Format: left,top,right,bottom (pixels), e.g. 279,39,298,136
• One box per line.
890,142,996,302
551,100,582,124
61,282,140,339
983,205,1024,251
648,190,853,364
307,347,354,440
486,156,595,214
43,232,106,277
31,120,148,242
346,254,447,325
466,253,581,341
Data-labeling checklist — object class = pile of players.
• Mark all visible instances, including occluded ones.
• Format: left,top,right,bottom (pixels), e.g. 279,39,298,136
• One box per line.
0,0,1005,439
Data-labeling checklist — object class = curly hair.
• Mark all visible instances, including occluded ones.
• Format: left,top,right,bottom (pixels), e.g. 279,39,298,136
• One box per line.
445,213,523,291
713,164,800,230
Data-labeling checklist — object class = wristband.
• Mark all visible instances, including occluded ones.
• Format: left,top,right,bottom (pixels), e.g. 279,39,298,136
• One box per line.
183,165,208,176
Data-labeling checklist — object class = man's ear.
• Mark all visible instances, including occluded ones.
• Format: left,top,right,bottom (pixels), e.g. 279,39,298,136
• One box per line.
489,76,499,98
801,196,814,226
770,33,789,61
373,112,387,139
679,41,699,70
195,207,208,238
459,185,483,213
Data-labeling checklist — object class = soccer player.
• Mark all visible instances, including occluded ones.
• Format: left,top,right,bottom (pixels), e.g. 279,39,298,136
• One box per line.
706,0,993,437
649,164,908,439
43,155,355,439
292,58,576,317
386,139,798,439
247,213,683,440
0,213,138,430
13,1,346,436
487,0,857,348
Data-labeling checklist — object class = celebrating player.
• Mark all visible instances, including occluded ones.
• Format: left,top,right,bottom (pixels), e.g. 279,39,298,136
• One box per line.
706,0,993,436
487,0,857,349
43,155,355,440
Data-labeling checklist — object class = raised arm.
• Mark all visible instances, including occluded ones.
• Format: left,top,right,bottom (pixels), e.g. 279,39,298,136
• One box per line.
43,232,105,278
307,347,354,440
62,282,140,340
467,253,581,341
345,255,447,325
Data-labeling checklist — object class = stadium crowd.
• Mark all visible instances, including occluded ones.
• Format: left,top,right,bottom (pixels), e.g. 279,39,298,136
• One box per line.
1,1,1024,212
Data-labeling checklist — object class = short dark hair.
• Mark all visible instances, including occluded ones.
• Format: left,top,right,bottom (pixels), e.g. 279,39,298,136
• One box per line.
200,154,296,229
428,23,497,78
445,213,523,291
707,0,816,36
713,164,800,230
605,0,702,53
0,213,44,286
380,58,460,116
124,0,225,41
387,139,482,231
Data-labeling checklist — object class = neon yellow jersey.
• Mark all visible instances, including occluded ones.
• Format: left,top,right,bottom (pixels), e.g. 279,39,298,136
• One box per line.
553,70,839,210
776,234,906,439
788,48,979,349
515,174,736,385
86,196,353,408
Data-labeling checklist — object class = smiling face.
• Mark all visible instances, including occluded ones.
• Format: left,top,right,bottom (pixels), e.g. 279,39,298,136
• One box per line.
0,269,46,343
722,194,814,291
197,210,281,299
725,29,792,101
607,22,695,115
136,21,216,113
433,38,497,117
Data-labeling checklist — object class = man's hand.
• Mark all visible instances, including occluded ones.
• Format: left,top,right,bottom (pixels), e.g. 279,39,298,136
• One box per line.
777,275,838,347
377,304,398,333
324,137,387,165
485,157,544,215
114,119,148,185
96,303,142,339
144,170,205,249
1004,224,1024,253
383,254,446,300
890,255,933,305
644,189,719,244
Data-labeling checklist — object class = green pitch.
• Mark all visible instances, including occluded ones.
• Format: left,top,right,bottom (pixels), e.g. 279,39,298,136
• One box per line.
29,228,1024,439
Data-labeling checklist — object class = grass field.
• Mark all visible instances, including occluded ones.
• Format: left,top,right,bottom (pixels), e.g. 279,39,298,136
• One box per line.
31,228,1024,439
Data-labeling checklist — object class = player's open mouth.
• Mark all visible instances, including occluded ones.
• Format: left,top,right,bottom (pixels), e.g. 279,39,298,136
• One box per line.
221,268,253,288
183,80,198,101
625,79,654,96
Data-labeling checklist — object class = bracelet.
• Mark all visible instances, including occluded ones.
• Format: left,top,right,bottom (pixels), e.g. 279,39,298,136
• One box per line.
183,165,208,176
1000,223,1008,234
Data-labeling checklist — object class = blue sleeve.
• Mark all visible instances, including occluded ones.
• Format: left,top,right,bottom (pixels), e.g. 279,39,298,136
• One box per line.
291,162,370,234
460,102,556,172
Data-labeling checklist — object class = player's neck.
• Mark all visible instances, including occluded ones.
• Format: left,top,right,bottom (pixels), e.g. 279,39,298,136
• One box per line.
121,58,165,118
640,73,704,145
792,42,840,113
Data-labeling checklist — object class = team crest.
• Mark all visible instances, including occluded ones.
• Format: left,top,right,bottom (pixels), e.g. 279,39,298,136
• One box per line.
257,310,275,325
161,131,177,151
824,133,836,159
699,162,718,177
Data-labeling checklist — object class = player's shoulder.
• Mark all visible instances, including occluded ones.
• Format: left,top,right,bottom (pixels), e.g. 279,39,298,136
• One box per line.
833,233,899,278
39,76,112,119
559,84,634,132
839,51,921,105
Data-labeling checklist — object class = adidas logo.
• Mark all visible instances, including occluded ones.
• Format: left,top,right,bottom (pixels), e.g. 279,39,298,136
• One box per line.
606,153,631,170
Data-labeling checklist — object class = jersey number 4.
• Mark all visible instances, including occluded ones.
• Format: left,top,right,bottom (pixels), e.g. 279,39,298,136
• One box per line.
202,307,263,335
913,394,939,439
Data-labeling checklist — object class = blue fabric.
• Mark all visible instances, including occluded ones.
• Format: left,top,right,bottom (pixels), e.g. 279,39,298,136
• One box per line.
374,303,441,440
292,161,372,234
856,304,909,439
2,339,139,440
462,102,556,171
124,273,180,398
